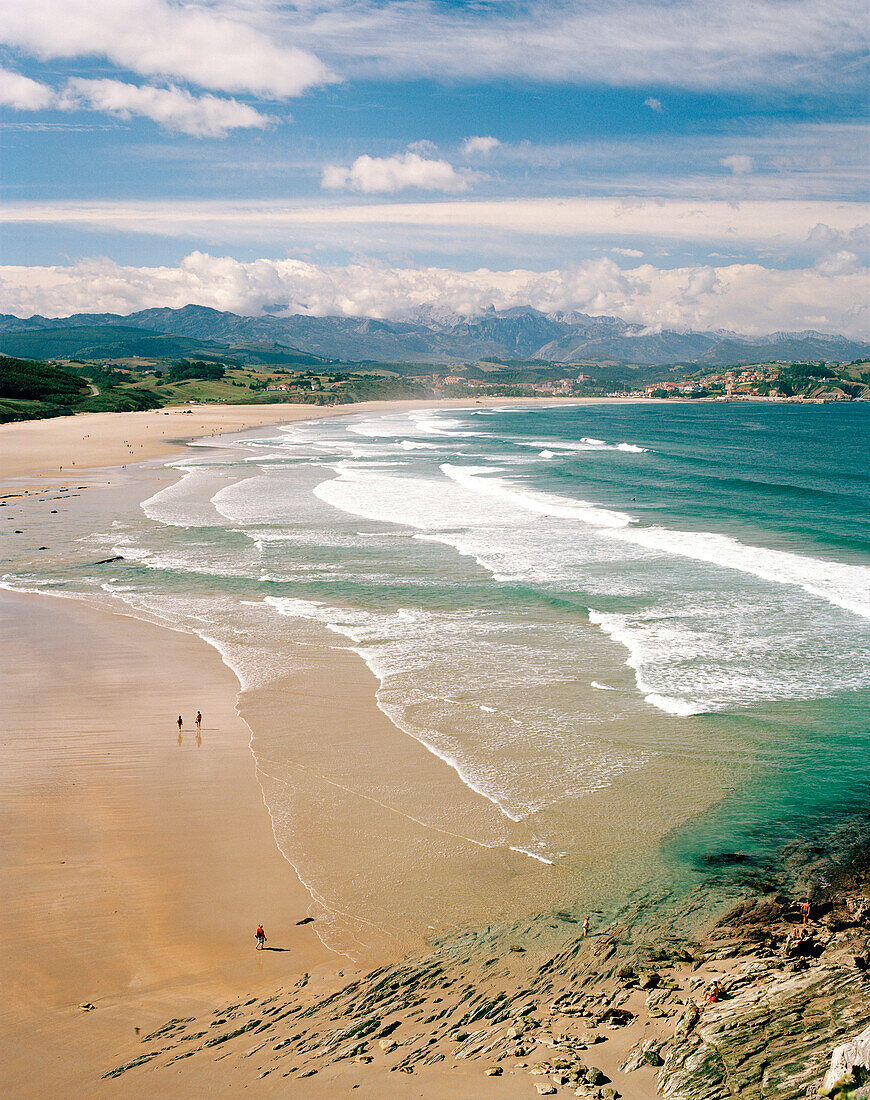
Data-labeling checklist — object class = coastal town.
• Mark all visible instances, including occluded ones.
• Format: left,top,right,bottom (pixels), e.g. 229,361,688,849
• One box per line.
425,360,870,402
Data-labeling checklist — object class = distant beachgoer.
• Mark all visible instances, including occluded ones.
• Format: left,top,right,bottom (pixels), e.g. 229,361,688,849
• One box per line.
255,925,267,950
195,711,202,731
177,715,183,731
801,899,811,925
583,915,590,937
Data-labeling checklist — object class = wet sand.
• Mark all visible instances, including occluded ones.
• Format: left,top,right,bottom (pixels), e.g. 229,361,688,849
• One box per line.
0,590,335,1097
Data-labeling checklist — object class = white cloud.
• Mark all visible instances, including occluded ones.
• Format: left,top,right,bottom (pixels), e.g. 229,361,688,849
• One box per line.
684,265,720,298
0,0,332,98
6,195,859,252
611,247,644,257
643,97,663,112
721,154,754,175
2,199,868,283
59,79,274,137
2,0,864,102
462,136,500,156
0,252,867,339
407,139,437,154
815,250,862,276
321,152,472,193
0,66,56,110
276,0,868,93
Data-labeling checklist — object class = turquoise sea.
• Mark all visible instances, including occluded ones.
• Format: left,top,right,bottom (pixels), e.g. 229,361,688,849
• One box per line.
4,401,869,946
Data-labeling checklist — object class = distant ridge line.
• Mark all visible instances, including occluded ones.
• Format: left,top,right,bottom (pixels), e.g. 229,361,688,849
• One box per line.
0,304,867,367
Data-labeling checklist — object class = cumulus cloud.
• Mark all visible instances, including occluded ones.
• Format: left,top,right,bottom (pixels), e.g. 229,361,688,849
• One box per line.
0,0,332,98
684,265,720,298
611,247,644,257
721,154,754,174
0,66,56,110
643,97,663,112
815,249,862,276
0,65,274,136
59,79,273,137
321,152,472,193
462,135,500,156
0,252,867,338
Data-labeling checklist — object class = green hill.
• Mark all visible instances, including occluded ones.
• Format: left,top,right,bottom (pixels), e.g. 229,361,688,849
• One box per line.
0,355,161,422
0,356,88,402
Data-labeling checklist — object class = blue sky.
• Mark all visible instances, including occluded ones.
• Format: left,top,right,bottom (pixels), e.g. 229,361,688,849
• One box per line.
0,0,867,334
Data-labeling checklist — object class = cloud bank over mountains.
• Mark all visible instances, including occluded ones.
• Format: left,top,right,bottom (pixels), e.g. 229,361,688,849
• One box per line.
2,253,867,340
0,0,865,335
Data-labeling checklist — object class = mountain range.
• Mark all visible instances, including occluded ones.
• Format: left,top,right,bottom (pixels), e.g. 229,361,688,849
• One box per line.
0,305,867,367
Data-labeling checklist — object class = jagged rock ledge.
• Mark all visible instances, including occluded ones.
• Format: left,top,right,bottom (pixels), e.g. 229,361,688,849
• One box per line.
100,845,870,1097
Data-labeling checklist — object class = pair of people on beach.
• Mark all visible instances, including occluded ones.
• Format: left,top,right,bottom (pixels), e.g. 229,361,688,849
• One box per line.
176,711,202,731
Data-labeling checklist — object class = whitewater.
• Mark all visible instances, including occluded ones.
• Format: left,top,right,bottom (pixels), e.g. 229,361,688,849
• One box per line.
3,399,869,939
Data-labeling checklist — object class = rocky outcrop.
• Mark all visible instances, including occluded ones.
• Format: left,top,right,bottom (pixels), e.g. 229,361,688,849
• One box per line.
820,1023,870,1097
659,960,870,1099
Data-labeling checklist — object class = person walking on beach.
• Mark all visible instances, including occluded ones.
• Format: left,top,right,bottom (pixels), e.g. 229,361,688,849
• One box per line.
177,715,183,732
195,710,202,732
255,924,267,950
801,898,811,925
583,915,590,937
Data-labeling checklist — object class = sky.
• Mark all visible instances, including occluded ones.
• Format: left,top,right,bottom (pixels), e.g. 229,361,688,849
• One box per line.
0,0,868,334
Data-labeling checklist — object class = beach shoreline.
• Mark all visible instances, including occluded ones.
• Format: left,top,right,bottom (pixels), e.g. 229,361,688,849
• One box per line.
0,397,664,1096
0,396,637,486
1,399,866,1098
0,588,345,1097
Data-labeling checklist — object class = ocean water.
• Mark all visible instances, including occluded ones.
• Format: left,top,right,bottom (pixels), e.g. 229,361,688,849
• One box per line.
4,401,869,942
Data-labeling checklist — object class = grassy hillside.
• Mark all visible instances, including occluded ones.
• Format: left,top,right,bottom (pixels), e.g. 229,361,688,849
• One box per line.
0,357,88,401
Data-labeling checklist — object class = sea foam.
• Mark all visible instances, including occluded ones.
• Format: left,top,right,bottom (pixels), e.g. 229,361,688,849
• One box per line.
603,525,870,621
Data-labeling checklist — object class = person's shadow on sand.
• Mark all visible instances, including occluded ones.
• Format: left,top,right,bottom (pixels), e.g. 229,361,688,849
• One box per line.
262,946,292,952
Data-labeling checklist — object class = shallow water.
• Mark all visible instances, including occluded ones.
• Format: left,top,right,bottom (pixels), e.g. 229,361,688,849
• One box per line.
3,401,868,947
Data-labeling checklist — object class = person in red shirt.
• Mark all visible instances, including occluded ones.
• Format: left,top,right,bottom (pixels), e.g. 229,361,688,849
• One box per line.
255,925,267,949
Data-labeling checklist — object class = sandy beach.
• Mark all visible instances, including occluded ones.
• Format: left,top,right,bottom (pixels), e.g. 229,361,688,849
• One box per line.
0,576,671,1099
0,589,342,1097
1,399,859,1099
0,397,621,485
0,399,628,1096
0,399,669,1098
